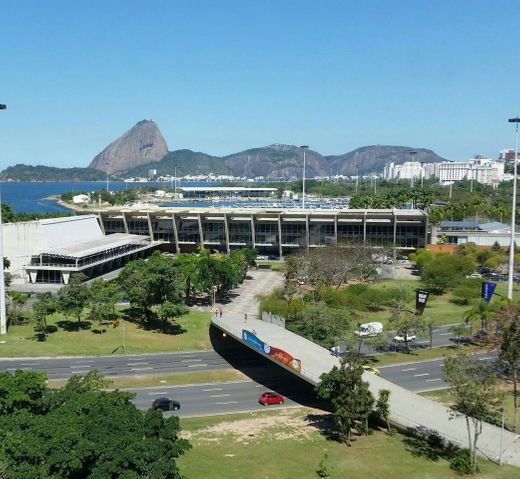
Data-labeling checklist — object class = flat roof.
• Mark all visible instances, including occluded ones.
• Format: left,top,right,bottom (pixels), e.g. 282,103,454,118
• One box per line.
180,186,278,192
38,233,150,259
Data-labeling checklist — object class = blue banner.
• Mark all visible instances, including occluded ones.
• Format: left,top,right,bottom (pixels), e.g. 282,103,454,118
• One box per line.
481,281,497,303
242,330,271,354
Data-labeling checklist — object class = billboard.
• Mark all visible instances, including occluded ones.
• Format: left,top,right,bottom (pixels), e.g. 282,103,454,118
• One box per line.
242,330,271,354
415,289,430,315
481,281,497,303
269,347,302,373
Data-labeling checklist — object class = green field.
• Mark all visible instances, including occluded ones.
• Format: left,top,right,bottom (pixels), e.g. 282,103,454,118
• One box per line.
177,409,516,479
0,309,212,357
256,261,287,271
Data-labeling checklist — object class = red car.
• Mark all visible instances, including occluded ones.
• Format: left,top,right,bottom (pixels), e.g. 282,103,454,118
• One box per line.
259,391,285,406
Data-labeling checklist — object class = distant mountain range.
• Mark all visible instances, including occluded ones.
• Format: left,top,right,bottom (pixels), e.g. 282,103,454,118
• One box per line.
0,119,447,181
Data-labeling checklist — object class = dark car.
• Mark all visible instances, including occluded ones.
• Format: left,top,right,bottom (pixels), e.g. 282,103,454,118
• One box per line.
152,397,180,411
259,392,285,406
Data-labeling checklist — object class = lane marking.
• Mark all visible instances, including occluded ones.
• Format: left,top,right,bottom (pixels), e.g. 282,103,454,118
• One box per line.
127,362,149,366
70,371,90,374
210,394,230,398
401,368,416,372
203,388,223,392
439,333,452,336
75,360,95,363
182,359,202,363
131,367,154,371
187,364,207,368
413,373,430,377
215,401,238,405
425,378,442,382
147,392,167,395
71,365,91,369
478,357,493,361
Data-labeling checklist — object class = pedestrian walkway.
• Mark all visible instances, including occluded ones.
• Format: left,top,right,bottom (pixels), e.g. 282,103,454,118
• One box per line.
212,313,520,468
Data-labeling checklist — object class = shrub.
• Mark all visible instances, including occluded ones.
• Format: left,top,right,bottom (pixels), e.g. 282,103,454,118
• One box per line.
450,449,475,475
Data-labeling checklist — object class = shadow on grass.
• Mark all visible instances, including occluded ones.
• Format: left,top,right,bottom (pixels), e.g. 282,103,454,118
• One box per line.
305,413,338,441
122,311,187,336
403,428,458,462
56,320,92,332
33,325,58,342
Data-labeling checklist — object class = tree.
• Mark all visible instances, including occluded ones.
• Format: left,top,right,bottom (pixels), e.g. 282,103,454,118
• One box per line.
119,251,186,324
463,298,501,336
420,254,474,293
498,317,520,432
443,353,502,472
7,291,28,326
33,292,57,340
58,275,90,330
88,279,122,327
0,370,191,478
316,353,374,445
375,389,391,433
389,307,426,353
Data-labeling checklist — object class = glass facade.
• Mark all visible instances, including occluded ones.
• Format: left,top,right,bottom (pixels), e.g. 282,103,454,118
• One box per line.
229,221,252,245
337,223,363,243
281,222,306,246
202,221,225,244
176,219,200,243
309,223,335,245
366,223,394,246
255,222,278,245
126,218,149,235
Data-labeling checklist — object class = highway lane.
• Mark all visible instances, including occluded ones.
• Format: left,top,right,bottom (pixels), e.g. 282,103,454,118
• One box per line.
0,350,247,379
378,350,496,392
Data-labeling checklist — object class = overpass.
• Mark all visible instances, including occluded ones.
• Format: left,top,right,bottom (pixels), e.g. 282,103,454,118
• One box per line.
212,313,520,468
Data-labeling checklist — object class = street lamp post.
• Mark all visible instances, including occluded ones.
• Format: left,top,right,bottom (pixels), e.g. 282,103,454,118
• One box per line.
0,104,7,335
507,117,520,300
300,146,309,209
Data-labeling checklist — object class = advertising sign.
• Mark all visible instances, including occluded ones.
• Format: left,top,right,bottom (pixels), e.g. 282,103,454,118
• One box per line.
269,347,302,373
481,281,497,303
415,289,430,315
242,330,271,354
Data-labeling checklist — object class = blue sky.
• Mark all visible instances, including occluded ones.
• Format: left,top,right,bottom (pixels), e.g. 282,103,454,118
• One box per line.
1,0,519,169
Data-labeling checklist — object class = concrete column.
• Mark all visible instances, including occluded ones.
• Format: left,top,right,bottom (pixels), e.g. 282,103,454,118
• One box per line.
61,271,71,285
393,210,397,251
334,215,338,245
363,212,367,244
278,215,283,258
305,214,310,250
121,212,129,234
197,214,204,246
171,213,180,253
98,213,106,235
223,213,230,253
146,213,154,239
250,214,256,248
28,270,37,283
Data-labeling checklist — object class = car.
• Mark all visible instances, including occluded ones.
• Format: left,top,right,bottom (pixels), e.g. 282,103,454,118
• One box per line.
393,333,417,342
152,397,180,411
355,322,384,337
362,365,380,376
330,345,348,357
466,272,482,278
259,391,285,406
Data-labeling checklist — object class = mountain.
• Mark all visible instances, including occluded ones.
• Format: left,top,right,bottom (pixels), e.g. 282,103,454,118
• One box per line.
125,144,446,178
0,164,106,182
325,145,446,176
89,120,168,174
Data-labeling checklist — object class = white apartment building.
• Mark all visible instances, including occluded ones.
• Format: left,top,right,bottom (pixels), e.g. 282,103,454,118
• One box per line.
432,157,504,186
383,161,424,181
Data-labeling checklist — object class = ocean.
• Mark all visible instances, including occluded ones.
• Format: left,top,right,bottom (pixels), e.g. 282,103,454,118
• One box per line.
0,181,221,214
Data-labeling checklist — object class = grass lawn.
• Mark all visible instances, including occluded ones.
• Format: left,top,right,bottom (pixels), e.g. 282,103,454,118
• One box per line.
256,261,287,271
47,369,246,389
421,388,518,432
360,279,520,328
0,309,212,357
370,343,484,366
177,408,516,479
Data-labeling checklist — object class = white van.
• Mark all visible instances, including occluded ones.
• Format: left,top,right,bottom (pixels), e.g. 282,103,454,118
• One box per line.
355,322,383,338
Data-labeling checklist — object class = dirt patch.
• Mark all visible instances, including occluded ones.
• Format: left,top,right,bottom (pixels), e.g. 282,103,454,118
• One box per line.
181,409,330,444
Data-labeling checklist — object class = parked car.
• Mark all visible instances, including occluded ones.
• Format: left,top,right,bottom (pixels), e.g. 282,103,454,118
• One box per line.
466,272,482,278
356,322,384,337
259,392,285,406
362,365,380,376
152,397,180,411
330,345,348,357
393,333,417,342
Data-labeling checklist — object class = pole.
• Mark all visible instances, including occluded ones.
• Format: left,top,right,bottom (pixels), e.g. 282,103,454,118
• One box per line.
507,118,520,300
0,104,7,335
355,164,359,193
300,146,309,209
499,407,505,465
121,317,125,352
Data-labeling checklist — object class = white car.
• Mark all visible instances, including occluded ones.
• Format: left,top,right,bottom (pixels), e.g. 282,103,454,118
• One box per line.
466,272,482,279
355,322,383,338
393,333,416,342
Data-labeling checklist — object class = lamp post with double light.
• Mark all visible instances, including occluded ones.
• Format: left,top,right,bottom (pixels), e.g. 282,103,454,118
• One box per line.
300,145,309,208
507,117,520,300
0,104,7,335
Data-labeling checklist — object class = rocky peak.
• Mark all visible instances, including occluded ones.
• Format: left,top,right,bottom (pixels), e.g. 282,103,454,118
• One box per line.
89,120,168,174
